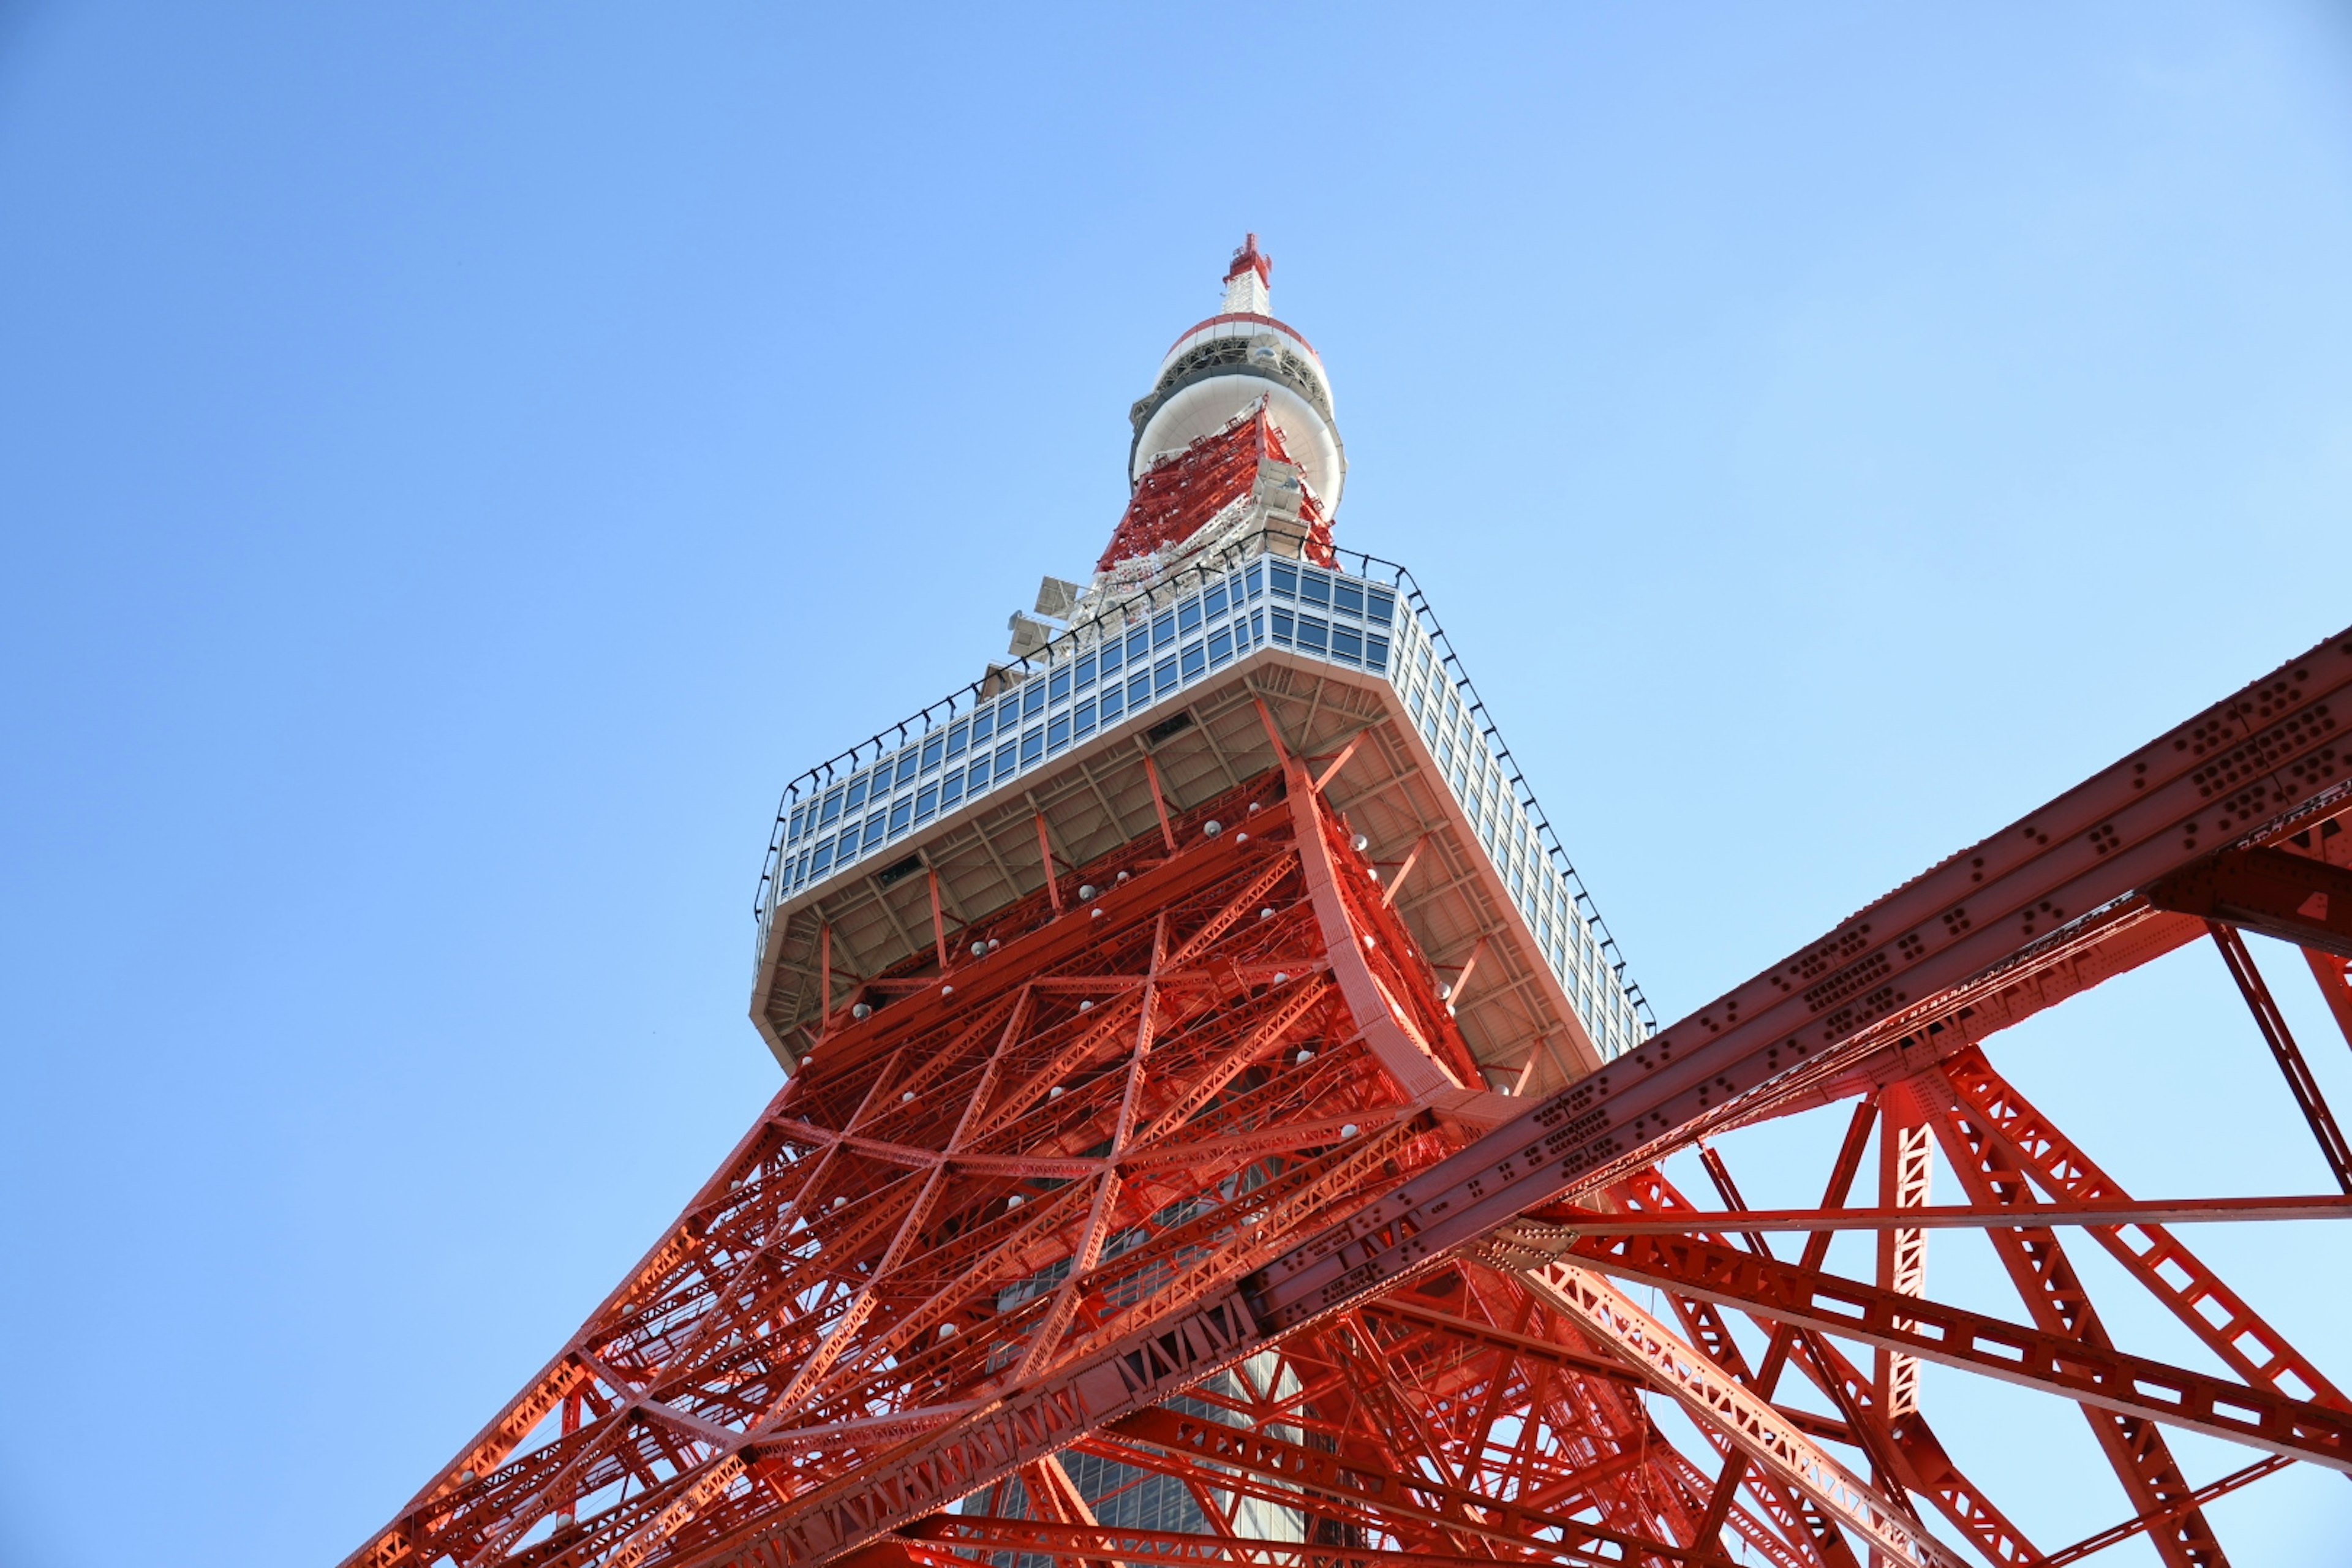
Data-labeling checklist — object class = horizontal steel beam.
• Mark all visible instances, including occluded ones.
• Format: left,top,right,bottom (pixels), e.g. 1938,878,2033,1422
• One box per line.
1551,1230,2352,1472
904,1516,1601,1568
1548,1193,2352,1234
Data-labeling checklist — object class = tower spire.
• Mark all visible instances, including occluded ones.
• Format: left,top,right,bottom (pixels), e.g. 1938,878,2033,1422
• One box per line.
1221,233,1272,315
1124,236,1345,534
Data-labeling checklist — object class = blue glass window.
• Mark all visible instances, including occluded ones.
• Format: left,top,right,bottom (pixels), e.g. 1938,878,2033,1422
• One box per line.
1332,626,1363,663
922,735,944,770
1366,634,1390,671
1251,606,1264,642
995,741,1017,776
1180,642,1205,680
1049,668,1071,703
1076,652,1097,688
845,777,869,812
788,805,807,838
1245,562,1264,598
1022,683,1045,718
1297,615,1328,653
1153,655,1177,696
1075,698,1097,737
895,753,918,787
1333,582,1363,617
1099,684,1125,722
1152,610,1175,648
1126,670,1150,707
916,783,940,821
998,695,1021,729
1020,728,1044,765
1366,589,1396,625
964,755,989,790
1271,608,1294,645
970,708,994,744
942,771,965,808
1208,628,1234,666
1205,583,1228,618
1101,638,1124,674
812,840,835,874
1270,562,1297,597
1047,714,1071,753
862,815,885,851
890,797,913,834
1177,598,1202,634
1299,573,1330,607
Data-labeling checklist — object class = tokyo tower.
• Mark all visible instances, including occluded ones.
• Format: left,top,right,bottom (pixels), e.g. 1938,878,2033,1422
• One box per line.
347,238,2352,1568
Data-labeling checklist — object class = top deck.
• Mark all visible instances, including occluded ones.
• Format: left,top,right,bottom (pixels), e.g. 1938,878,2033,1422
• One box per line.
750,531,1652,1090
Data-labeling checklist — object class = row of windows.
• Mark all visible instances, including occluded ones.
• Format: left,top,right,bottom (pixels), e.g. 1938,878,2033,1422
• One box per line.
1387,614,1644,1056
786,560,1403,841
772,559,1404,902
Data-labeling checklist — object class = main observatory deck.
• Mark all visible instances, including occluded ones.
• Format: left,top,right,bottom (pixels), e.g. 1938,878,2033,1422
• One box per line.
751,531,1653,1096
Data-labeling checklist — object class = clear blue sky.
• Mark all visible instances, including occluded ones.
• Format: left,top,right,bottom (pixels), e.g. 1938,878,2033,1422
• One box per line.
4,6,2351,1564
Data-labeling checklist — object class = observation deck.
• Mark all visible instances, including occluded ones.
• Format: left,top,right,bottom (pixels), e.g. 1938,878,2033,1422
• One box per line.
751,530,1653,1095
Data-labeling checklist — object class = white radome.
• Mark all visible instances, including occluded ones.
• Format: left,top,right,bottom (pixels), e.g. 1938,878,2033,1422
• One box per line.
1133,377,1343,512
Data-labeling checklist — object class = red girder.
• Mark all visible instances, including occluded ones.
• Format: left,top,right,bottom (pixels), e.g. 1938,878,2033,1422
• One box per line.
1096,406,1334,574
1936,1044,2347,1407
2206,921,2352,1193
1921,1076,2227,1566
1557,1229,2352,1471
1548,1193,2352,1234
2147,845,2352,959
2307,946,2352,1049
1624,1156,2043,1568
902,1515,1585,1568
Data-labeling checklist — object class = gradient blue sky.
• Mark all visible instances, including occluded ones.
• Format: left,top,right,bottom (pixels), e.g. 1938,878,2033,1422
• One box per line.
6,6,2352,1564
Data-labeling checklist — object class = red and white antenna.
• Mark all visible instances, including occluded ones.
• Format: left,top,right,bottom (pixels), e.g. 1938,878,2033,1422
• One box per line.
1221,232,1273,315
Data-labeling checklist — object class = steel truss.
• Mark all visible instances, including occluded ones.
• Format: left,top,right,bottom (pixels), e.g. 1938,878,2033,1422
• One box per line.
348,629,2352,1568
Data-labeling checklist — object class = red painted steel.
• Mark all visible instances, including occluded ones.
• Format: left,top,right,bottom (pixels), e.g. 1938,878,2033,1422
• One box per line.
2307,946,2352,1049
1542,1193,2352,1233
1922,1076,2227,1565
2206,921,2352,1193
349,623,2352,1568
1095,406,1333,573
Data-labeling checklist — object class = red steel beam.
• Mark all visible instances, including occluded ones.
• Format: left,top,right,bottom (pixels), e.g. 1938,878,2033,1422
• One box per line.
2307,946,2352,1050
905,1516,1596,1568
2207,921,2352,1194
1552,1229,2352,1471
2038,1458,2292,1568
1937,1044,2347,1406
1637,1155,2041,1568
1922,1083,2225,1566
2147,846,2352,959
1550,1194,2352,1234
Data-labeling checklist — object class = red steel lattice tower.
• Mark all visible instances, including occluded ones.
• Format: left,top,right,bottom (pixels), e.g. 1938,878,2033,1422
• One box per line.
347,240,2352,1568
